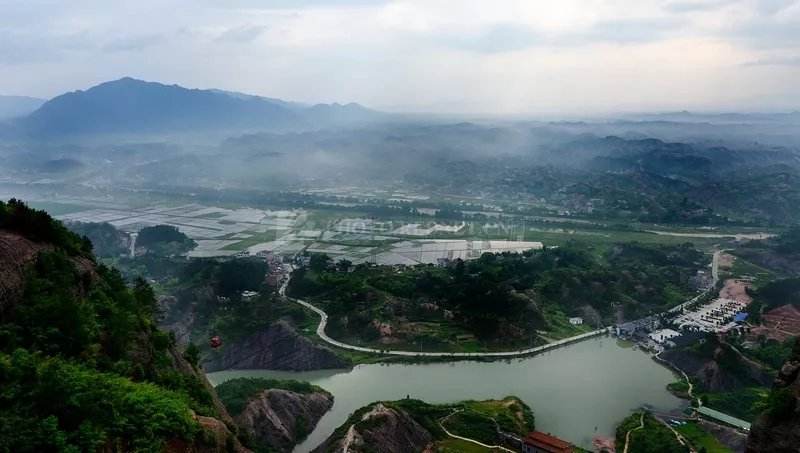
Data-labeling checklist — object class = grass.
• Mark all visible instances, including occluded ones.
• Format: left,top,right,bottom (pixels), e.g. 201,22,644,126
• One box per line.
214,377,329,415
667,380,690,395
726,254,778,288
540,303,593,339
434,438,496,452
675,422,732,453
700,386,771,422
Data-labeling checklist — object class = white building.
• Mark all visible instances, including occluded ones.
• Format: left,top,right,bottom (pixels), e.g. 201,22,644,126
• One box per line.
568,317,583,326
649,328,680,345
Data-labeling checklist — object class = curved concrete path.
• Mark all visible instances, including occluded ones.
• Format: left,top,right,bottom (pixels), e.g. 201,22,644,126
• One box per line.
279,277,608,358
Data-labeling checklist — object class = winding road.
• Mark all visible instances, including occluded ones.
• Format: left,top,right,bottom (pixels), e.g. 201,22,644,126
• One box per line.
278,275,608,358
278,250,718,359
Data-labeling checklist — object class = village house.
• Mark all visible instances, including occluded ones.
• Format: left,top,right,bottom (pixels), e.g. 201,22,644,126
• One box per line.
522,431,573,453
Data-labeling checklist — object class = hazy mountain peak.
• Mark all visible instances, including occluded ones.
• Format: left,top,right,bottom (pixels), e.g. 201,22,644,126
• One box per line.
17,78,384,137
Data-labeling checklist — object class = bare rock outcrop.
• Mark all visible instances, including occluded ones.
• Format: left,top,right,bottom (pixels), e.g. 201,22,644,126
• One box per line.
313,403,433,453
236,388,333,453
202,321,348,372
0,231,52,316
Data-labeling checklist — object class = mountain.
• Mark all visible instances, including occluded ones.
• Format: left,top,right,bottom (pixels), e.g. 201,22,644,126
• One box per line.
0,199,248,452
746,340,800,452
0,95,45,120
18,77,383,137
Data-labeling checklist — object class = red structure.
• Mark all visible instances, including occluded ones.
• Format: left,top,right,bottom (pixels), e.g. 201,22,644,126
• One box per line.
522,431,573,453
209,335,222,349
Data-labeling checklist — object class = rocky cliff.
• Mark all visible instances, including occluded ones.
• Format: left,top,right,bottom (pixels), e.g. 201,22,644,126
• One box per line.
236,388,333,453
203,321,348,372
660,337,774,392
313,403,434,453
0,231,51,316
746,341,800,453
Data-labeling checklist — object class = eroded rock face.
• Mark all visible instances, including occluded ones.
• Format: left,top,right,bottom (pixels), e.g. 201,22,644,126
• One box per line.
746,342,800,453
0,231,52,316
0,231,99,318
313,403,433,453
202,321,348,372
236,389,333,453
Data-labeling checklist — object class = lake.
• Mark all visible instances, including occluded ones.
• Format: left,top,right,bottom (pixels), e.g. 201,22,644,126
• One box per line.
207,335,685,451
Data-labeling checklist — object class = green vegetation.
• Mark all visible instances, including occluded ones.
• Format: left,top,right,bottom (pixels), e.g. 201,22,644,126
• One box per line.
0,202,222,452
0,349,199,452
699,387,770,422
324,397,533,452
615,412,688,453
66,221,128,258
745,277,800,323
136,224,197,256
674,422,731,453
667,380,690,395
0,199,91,256
288,242,704,351
672,335,776,422
215,377,328,415
441,398,535,445
434,438,495,452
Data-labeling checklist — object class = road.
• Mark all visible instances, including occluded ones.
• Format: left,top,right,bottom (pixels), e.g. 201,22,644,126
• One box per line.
278,275,608,358
438,409,516,453
278,250,717,359
668,250,721,315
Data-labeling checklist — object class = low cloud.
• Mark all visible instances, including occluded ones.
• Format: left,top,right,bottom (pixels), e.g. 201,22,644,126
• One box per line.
742,55,800,65
103,34,165,52
216,25,269,43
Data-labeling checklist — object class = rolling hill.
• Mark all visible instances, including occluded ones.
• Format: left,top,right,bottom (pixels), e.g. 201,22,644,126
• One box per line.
17,77,382,137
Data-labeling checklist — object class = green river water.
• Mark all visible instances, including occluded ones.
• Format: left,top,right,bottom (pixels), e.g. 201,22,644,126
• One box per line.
207,335,685,451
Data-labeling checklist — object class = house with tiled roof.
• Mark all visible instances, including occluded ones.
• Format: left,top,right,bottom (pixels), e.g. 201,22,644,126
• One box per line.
522,431,573,453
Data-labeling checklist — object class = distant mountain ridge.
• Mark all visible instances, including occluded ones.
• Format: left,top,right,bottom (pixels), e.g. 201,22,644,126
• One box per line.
0,95,45,120
17,77,382,137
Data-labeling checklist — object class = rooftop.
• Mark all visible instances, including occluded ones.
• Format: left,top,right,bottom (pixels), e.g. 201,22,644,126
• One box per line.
524,431,573,452
697,406,751,431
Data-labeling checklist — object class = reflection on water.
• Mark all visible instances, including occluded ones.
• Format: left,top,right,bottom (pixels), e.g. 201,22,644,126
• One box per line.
208,335,685,451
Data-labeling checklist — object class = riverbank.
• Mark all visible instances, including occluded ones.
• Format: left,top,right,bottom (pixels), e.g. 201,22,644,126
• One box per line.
209,335,684,452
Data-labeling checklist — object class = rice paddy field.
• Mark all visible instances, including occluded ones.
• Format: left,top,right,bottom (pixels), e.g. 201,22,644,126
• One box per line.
28,195,774,265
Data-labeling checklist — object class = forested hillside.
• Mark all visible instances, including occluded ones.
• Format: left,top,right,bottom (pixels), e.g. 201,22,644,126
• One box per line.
0,200,245,452
288,243,704,351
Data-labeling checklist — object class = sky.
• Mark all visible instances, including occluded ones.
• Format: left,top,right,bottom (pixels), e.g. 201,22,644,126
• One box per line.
1,0,800,114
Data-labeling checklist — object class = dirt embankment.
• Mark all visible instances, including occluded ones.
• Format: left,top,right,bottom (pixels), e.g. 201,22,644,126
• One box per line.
0,231,52,316
313,403,433,453
660,340,773,393
719,279,752,305
237,389,333,453
202,321,349,372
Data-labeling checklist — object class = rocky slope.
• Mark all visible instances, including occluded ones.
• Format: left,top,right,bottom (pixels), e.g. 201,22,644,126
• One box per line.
237,388,333,453
313,403,434,453
660,337,774,392
746,341,800,453
0,231,51,316
202,321,348,372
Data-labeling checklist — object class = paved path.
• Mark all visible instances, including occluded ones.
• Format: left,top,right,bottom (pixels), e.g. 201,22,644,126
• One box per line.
279,250,715,359
439,410,516,453
279,277,607,358
623,412,645,453
668,250,721,315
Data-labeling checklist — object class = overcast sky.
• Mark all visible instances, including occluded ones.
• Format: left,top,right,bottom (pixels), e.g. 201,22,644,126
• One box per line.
1,0,800,114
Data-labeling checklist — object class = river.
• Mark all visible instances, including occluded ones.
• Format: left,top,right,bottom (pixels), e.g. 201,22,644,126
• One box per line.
207,335,685,452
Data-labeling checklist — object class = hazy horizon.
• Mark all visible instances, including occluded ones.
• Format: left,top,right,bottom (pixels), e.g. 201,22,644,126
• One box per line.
2,0,800,115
